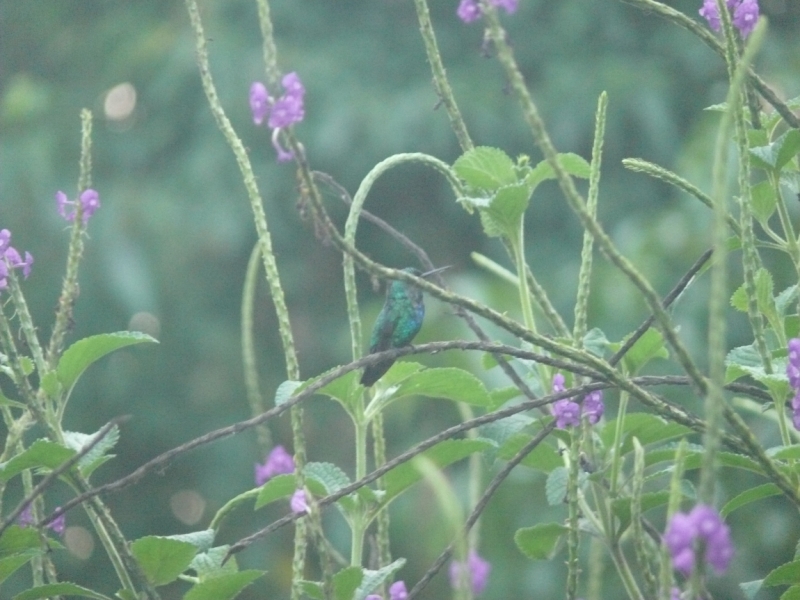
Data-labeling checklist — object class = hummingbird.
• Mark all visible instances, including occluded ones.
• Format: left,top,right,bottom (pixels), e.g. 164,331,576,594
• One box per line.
360,266,449,387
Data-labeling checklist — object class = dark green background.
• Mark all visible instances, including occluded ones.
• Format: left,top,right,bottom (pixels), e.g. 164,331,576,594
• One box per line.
1,0,799,597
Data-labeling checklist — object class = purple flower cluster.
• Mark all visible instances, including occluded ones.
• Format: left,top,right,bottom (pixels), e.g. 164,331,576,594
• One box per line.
457,0,518,23
699,0,759,38
365,581,408,600
56,189,101,224
254,445,295,486
663,504,734,576
249,72,306,162
449,550,491,596
551,373,605,429
0,229,33,291
787,338,800,430
18,504,65,536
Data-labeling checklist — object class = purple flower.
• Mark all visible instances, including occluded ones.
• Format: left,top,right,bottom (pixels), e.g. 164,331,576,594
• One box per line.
389,581,408,600
490,0,518,13
365,596,382,600
552,399,580,429
249,82,270,126
663,504,733,576
449,550,490,596
17,504,65,536
290,489,310,515
552,373,566,393
250,72,305,162
699,0,759,37
582,390,604,425
56,189,100,224
733,0,759,37
457,0,482,22
0,229,33,289
255,445,295,486
788,339,800,388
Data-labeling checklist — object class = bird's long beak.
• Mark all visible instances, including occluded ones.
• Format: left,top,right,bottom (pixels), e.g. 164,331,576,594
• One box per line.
421,265,451,278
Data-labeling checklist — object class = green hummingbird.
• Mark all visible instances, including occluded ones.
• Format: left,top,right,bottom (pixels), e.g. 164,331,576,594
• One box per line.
360,266,449,387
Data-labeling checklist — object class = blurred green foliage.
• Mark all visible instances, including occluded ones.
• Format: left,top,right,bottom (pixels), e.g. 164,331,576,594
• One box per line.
1,0,799,597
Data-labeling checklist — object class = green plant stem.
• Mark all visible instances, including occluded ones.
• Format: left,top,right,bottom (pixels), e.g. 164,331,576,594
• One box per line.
47,109,93,369
574,92,607,345
412,0,474,152
566,432,580,600
241,244,272,453
510,227,537,334
185,1,307,596
372,411,392,574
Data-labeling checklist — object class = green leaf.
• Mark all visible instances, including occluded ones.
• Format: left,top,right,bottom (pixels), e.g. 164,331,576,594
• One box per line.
14,582,111,600
782,585,800,600
304,462,352,495
599,414,692,454
755,268,778,325
39,371,61,398
0,551,39,585
275,380,302,406
333,566,363,600
313,370,361,413
545,466,568,506
525,153,591,190
514,523,568,560
725,343,790,398
354,559,406,599
0,526,44,558
254,474,296,509
776,285,799,318
721,483,781,517
387,367,492,407
166,529,215,553
731,283,748,312
749,130,800,172
130,536,197,586
299,581,325,600
498,435,562,473
453,147,517,191
621,328,669,374
739,579,763,599
612,491,674,533
62,425,120,479
483,183,533,239
0,439,76,483
479,414,534,448
0,389,26,410
487,386,521,410
57,332,157,395
189,546,238,580
751,180,777,224
382,439,493,507
764,559,800,586
582,328,610,358
183,570,264,600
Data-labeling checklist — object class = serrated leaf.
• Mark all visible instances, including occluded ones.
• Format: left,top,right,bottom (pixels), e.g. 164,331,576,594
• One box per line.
189,546,238,580
483,183,533,239
721,483,781,518
165,529,214,553
750,130,800,172
526,153,591,190
13,582,111,600
731,283,749,312
275,380,302,406
183,570,264,600
387,367,492,407
0,440,75,483
782,585,800,600
333,566,363,600
583,328,610,358
354,559,406,600
453,147,517,191
751,180,777,224
57,332,157,396
39,371,60,398
515,523,568,560
304,462,352,495
545,467,568,506
479,414,534,447
764,559,800,586
621,328,669,374
776,285,799,318
382,439,493,507
130,536,197,586
487,386,521,410
62,425,120,479
19,357,34,376
755,268,777,323
300,581,325,600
